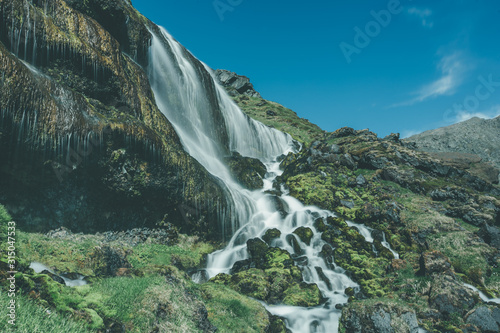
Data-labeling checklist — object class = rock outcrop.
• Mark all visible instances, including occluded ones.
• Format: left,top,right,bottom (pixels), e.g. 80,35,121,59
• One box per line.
214,69,261,98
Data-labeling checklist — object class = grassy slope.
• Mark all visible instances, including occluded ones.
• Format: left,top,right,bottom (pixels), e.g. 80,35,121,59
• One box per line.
232,95,325,146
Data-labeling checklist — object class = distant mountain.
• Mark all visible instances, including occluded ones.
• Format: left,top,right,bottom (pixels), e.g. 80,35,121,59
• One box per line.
404,116,500,183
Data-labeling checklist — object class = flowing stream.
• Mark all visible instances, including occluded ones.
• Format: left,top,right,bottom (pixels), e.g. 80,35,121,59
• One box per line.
147,25,398,332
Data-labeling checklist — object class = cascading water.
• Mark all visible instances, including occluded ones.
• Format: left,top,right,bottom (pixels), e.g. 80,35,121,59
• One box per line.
147,25,398,332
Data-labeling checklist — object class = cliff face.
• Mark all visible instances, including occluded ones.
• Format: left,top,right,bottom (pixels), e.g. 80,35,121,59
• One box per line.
0,0,228,239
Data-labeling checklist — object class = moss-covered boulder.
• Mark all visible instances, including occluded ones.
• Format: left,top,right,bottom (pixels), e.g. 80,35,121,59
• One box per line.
262,228,281,245
293,226,314,245
225,151,267,190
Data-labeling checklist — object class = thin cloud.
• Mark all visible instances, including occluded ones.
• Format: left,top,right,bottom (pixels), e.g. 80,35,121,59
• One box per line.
407,7,434,28
390,53,465,108
452,105,500,124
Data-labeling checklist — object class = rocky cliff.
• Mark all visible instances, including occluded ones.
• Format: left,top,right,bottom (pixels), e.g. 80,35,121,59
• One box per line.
0,0,228,239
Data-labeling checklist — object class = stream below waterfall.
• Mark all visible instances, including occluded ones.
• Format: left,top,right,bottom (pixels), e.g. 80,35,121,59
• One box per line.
147,25,399,333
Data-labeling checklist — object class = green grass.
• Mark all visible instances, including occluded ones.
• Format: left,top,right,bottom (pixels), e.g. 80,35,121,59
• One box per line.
233,95,324,145
17,231,100,275
199,283,269,333
0,291,93,333
128,234,215,270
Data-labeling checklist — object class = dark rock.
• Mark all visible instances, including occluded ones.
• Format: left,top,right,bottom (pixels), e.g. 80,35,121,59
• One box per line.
478,224,500,249
418,250,454,277
225,152,267,190
41,270,66,285
214,69,261,98
266,313,288,333
340,200,355,209
465,306,500,333
330,127,355,138
268,196,289,218
247,238,269,260
256,100,268,106
356,175,367,186
315,266,332,290
292,255,309,266
230,259,255,274
195,305,218,333
262,228,282,245
266,109,277,117
383,133,400,142
429,275,479,318
90,245,131,277
286,234,304,256
340,303,418,333
313,218,328,233
292,227,314,246
319,244,336,270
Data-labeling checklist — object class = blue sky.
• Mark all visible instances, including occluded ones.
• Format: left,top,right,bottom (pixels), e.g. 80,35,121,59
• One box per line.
132,0,500,137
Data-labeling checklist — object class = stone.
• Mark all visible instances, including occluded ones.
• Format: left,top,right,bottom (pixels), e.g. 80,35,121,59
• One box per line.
429,275,479,317
465,306,500,333
262,228,282,245
292,227,314,246
478,224,500,249
418,250,454,276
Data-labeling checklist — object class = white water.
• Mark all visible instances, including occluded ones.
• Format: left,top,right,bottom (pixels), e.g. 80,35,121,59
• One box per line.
147,26,398,332
464,283,500,304
29,262,87,287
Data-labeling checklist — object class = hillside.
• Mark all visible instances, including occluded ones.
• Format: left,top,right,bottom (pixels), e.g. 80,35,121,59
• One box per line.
404,116,500,183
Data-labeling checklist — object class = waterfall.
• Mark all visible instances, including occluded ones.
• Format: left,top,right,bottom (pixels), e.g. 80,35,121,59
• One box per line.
147,25,398,333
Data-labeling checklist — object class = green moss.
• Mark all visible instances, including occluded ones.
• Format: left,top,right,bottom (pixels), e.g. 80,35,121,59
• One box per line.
282,283,322,307
128,234,215,270
200,283,269,333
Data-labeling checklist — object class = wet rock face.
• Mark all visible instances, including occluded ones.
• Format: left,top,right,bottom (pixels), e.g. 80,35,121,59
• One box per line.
0,0,228,239
341,303,419,333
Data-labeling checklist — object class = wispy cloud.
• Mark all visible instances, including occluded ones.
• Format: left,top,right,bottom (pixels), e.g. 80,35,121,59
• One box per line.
390,52,465,107
407,7,434,28
452,105,500,123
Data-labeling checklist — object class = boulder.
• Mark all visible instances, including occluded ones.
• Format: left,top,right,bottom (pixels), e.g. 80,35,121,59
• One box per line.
429,275,479,317
293,227,314,246
340,302,418,333
478,224,500,249
262,228,282,245
465,306,500,333
418,250,454,277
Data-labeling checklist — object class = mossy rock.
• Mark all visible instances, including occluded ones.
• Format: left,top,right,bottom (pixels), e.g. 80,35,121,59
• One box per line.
225,152,267,190
262,228,281,245
293,226,314,246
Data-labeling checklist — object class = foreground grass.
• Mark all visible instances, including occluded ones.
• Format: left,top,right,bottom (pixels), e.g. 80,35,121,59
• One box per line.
0,291,92,333
0,221,274,332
